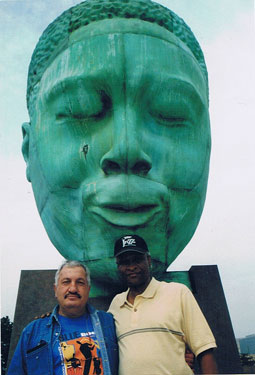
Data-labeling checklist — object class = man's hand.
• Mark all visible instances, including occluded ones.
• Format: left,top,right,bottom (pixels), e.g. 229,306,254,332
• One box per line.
185,347,194,370
198,349,218,374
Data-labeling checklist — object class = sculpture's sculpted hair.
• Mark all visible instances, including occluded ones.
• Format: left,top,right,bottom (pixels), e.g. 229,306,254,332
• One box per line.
27,0,208,115
55,260,91,286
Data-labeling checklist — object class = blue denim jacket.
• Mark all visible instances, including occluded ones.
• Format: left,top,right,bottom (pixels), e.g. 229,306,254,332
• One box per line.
8,304,118,375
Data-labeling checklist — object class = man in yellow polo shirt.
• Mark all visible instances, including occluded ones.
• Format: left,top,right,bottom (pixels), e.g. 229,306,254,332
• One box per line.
109,235,218,375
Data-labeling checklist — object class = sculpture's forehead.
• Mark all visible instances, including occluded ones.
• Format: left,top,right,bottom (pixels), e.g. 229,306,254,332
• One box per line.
69,18,193,58
39,18,207,106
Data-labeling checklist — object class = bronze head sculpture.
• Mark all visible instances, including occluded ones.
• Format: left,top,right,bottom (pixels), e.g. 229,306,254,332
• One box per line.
22,0,211,295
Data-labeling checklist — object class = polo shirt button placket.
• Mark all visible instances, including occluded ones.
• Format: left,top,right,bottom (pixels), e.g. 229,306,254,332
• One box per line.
131,305,139,326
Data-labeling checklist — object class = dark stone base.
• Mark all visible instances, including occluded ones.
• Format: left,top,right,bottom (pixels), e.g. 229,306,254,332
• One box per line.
8,266,242,373
189,265,242,374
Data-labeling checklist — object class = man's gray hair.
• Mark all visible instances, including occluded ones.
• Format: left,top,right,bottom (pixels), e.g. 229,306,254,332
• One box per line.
55,260,91,286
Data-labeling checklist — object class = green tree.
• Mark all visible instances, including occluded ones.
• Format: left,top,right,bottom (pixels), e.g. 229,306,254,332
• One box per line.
1,316,13,375
240,353,255,374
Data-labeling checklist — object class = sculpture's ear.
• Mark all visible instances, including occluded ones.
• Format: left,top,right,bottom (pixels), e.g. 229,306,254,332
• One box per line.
21,122,31,182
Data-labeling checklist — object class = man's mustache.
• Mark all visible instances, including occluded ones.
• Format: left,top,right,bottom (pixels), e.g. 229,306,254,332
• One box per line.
64,292,81,299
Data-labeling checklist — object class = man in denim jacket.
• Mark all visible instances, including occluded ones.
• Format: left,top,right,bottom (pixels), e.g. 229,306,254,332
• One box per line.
8,261,118,375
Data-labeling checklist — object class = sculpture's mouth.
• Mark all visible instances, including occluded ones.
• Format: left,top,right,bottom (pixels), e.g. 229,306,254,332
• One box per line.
85,176,169,228
91,201,162,227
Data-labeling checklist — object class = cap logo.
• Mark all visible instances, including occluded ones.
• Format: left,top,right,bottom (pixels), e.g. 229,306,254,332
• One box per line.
122,236,136,247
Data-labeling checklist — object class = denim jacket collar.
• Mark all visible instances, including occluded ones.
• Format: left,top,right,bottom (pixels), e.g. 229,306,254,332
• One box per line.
47,303,96,325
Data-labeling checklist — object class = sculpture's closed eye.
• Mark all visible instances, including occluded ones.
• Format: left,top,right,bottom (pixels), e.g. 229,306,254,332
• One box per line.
55,90,112,123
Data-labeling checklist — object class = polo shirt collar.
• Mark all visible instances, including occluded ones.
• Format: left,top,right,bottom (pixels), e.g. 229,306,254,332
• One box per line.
120,277,159,307
141,277,159,298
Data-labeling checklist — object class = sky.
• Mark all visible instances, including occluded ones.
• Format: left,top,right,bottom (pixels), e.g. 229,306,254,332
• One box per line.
1,0,254,339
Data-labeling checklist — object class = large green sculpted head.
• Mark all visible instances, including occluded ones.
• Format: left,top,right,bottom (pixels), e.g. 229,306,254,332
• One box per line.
22,0,210,293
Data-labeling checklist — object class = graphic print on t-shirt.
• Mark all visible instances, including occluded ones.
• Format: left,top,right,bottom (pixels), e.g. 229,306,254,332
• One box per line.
59,335,103,375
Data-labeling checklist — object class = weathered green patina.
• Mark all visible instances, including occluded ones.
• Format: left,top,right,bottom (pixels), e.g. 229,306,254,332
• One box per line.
22,0,211,296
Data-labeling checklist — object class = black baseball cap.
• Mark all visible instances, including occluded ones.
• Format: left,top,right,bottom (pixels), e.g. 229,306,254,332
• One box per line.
114,235,149,257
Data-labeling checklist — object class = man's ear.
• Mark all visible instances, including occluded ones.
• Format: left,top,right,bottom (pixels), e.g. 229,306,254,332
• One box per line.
147,254,152,268
21,122,31,182
54,284,57,298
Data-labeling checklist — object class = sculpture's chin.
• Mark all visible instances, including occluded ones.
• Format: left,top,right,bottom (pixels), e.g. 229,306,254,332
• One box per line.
34,169,208,299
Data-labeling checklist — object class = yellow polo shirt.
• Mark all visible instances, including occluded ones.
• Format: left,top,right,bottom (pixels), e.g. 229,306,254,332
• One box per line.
108,277,216,375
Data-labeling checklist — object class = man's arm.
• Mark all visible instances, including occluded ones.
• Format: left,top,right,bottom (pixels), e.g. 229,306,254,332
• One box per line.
185,347,194,370
197,349,218,374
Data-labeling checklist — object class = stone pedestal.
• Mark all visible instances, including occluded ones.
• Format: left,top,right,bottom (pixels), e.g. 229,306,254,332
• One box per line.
189,265,242,374
8,265,242,373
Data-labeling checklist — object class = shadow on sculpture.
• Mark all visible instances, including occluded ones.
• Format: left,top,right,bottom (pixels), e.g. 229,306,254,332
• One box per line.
10,0,242,373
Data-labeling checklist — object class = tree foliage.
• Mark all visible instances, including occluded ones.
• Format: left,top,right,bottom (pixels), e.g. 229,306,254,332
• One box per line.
1,316,13,375
240,353,255,367
240,353,255,374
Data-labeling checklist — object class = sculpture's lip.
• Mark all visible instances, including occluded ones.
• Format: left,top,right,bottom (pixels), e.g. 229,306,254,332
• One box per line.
102,201,158,211
91,202,162,227
84,175,169,227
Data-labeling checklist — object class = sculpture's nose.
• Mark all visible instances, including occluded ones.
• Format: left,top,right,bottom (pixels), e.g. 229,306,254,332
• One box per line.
100,107,152,175
100,144,152,175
